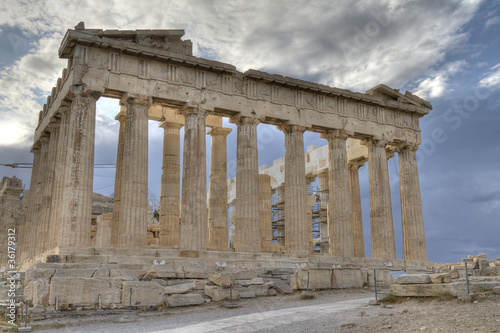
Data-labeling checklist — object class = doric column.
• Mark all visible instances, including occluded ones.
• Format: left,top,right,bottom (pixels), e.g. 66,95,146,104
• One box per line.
33,135,49,256
259,174,273,253
180,103,208,251
281,124,309,255
111,109,126,247
275,184,285,246
231,116,261,253
398,143,427,261
317,170,329,253
159,121,183,248
49,106,69,250
23,145,41,260
228,201,236,249
322,129,354,258
59,89,100,248
118,95,151,247
363,139,396,259
306,176,315,254
207,126,232,250
348,161,365,258
41,120,60,253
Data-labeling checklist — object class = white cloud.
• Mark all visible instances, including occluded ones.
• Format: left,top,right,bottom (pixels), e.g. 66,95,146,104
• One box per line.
485,16,500,29
414,60,468,99
478,63,500,90
0,0,484,149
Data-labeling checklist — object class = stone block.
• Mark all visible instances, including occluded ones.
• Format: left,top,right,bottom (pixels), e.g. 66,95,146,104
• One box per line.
24,281,50,307
482,267,500,276
450,269,459,279
236,279,253,286
52,269,97,279
195,280,208,290
122,281,164,307
164,282,196,295
332,269,365,289
251,278,264,285
24,269,55,286
470,281,500,293
390,283,456,297
269,278,292,294
92,269,110,278
291,269,331,290
478,260,490,270
429,273,451,284
180,251,200,258
177,262,208,279
493,286,500,295
239,291,256,298
167,294,205,307
248,284,269,296
110,269,147,280
393,274,431,285
49,277,121,306
234,269,257,280
144,265,176,279
208,272,235,287
204,285,240,302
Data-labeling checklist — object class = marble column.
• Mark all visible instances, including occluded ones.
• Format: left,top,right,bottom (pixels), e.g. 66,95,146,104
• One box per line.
49,107,69,250
41,120,60,253
118,95,151,247
207,127,232,250
180,104,208,251
275,184,286,246
323,130,354,258
259,174,273,253
281,125,309,255
231,116,261,253
111,109,126,247
317,170,329,253
398,143,427,261
348,161,365,258
33,135,49,255
59,89,100,248
306,177,315,254
228,201,236,249
159,121,183,248
364,139,396,259
24,145,41,260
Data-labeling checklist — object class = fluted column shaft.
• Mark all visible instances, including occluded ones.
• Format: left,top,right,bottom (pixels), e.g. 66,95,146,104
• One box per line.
365,139,396,259
207,127,232,250
259,174,273,253
232,116,261,253
111,111,126,247
23,146,41,260
33,136,49,256
49,108,69,249
59,90,100,248
399,144,427,261
158,121,183,248
180,104,208,251
348,161,365,257
317,170,329,253
323,130,354,257
282,125,309,255
41,121,60,253
118,95,151,247
228,201,236,249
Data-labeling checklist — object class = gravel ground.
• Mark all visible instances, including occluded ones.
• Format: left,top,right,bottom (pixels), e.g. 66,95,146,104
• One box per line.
22,289,500,332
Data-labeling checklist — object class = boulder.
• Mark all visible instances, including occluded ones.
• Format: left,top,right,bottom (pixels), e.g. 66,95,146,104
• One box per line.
164,282,196,295
450,269,460,279
208,272,235,287
493,286,500,295
167,294,205,307
394,274,431,285
122,281,164,307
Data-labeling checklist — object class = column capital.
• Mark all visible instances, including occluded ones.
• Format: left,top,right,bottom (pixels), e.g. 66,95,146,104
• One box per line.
361,138,388,148
207,126,232,136
47,117,61,131
120,94,152,108
159,121,184,130
70,85,101,100
320,128,352,140
278,123,307,134
348,160,366,171
395,142,419,153
229,114,260,126
115,112,127,123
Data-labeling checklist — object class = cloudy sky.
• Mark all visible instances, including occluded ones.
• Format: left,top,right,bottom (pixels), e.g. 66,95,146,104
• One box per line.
0,0,499,263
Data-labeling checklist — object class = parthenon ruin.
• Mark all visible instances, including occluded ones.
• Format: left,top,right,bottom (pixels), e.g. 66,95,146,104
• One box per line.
16,23,432,266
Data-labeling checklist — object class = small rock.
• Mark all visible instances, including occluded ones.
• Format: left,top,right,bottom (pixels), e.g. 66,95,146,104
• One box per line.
380,304,386,308
382,325,392,329
340,322,355,328
357,311,366,316
473,300,479,304
401,308,410,314
420,326,427,331
385,305,394,309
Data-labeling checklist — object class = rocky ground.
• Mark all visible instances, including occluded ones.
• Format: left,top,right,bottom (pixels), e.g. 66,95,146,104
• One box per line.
1,289,499,332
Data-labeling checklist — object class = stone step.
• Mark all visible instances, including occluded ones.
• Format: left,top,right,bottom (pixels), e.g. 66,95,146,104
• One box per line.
269,278,293,294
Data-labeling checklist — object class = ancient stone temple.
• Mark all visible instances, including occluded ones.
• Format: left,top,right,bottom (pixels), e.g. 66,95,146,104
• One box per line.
12,23,433,310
